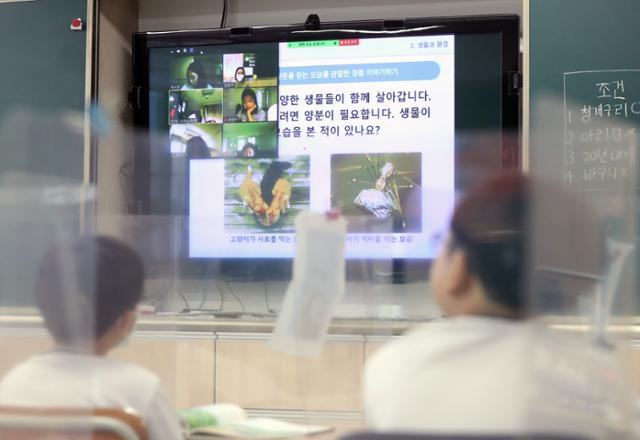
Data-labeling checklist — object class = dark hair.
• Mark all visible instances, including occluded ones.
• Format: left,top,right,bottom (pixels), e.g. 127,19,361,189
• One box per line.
186,136,210,159
35,236,145,344
186,61,208,88
449,173,528,312
450,173,606,315
240,142,257,157
241,88,257,106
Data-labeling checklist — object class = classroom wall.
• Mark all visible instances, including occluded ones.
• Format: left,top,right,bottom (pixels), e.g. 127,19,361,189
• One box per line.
138,0,522,31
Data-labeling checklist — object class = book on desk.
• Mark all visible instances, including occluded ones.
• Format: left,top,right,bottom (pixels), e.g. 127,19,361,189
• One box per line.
180,403,333,438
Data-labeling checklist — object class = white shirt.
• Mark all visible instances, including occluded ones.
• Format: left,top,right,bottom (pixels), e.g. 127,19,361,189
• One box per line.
364,316,631,437
0,351,183,440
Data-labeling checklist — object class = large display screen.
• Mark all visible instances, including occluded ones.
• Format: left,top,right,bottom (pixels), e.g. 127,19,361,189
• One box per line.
136,17,519,263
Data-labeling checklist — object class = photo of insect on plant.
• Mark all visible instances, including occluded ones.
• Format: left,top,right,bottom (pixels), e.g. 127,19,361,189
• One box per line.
330,153,422,233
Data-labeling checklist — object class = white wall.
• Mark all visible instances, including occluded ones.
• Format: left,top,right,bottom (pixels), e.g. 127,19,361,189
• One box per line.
139,0,521,32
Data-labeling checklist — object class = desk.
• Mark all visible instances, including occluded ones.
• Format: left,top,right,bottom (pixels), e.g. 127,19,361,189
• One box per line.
188,427,351,440
0,311,416,335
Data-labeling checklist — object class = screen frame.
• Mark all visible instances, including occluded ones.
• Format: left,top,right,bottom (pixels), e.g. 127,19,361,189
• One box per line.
130,15,521,282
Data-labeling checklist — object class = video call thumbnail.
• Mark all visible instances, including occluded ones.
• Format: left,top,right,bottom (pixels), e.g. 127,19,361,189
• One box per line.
224,156,310,232
223,122,278,158
169,89,223,124
331,153,422,233
224,53,255,83
167,46,279,92
169,124,223,158
223,52,278,87
223,87,278,123
169,52,222,90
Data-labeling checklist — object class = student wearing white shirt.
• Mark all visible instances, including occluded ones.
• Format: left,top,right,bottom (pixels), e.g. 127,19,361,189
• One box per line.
0,236,183,440
364,173,632,437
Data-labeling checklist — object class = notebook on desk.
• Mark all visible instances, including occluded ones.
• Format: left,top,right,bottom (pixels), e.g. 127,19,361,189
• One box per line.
180,404,333,439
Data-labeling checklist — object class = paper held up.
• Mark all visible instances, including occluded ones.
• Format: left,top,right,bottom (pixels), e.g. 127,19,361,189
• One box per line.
270,211,347,357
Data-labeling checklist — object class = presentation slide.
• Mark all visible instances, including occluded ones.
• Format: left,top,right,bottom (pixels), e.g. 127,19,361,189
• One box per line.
189,35,455,259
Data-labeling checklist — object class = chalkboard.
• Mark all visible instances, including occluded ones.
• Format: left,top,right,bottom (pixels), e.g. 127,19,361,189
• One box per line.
528,0,640,316
0,0,89,307
562,70,640,188
529,0,640,190
0,0,88,181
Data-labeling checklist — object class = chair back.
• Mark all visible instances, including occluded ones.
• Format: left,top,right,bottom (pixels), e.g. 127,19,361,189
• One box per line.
0,406,149,440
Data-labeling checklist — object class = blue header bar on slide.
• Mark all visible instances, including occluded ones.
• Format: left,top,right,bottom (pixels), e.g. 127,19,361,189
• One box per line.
279,61,440,85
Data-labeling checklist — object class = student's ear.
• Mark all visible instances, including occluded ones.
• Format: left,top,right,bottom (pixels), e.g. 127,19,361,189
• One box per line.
446,249,473,297
117,309,137,337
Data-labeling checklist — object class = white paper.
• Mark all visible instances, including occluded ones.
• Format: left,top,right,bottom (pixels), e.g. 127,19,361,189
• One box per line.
270,211,347,357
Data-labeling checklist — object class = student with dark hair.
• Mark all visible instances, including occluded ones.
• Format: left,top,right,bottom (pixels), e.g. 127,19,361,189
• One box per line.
236,88,266,122
182,60,213,90
0,236,182,440
186,135,210,159
234,66,246,83
437,172,528,317
364,172,629,436
240,142,257,157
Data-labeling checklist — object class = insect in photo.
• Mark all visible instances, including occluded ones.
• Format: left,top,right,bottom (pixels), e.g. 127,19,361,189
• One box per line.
331,153,421,232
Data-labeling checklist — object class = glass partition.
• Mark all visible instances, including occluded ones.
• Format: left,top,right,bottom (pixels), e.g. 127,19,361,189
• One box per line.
1,108,638,437
1,4,640,439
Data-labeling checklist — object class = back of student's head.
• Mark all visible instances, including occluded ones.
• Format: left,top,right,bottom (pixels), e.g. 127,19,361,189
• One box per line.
35,235,145,344
449,172,604,315
450,172,529,313
186,136,210,159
